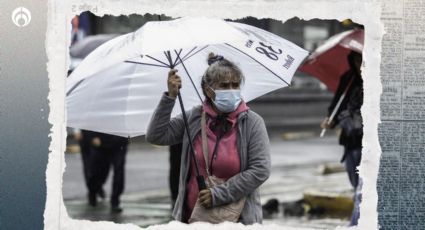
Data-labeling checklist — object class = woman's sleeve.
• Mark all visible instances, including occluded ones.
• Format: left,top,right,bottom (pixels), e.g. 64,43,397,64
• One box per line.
145,93,185,146
210,115,271,207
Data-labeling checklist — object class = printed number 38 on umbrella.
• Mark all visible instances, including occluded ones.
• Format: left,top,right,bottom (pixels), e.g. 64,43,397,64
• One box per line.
66,17,308,137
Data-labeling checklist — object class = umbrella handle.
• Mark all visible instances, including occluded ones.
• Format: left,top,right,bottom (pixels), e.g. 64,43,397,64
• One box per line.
197,176,207,190
320,128,326,138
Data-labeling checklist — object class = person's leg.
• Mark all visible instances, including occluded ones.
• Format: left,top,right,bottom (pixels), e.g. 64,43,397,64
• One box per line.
350,177,362,226
79,136,92,190
344,147,362,226
88,146,110,206
110,144,127,212
344,148,361,188
97,152,110,200
81,137,107,199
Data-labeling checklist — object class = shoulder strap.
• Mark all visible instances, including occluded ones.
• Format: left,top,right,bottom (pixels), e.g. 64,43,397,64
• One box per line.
201,110,211,176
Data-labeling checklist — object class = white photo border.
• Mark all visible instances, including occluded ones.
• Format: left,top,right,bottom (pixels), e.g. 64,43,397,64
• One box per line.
44,0,384,229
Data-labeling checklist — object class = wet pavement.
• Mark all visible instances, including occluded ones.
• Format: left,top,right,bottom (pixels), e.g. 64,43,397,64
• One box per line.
63,132,352,228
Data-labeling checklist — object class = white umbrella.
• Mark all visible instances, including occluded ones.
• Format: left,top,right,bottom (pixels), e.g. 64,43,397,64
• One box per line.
66,17,308,137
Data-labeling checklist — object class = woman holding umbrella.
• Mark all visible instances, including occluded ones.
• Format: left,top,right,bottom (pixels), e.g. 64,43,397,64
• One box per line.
146,53,271,224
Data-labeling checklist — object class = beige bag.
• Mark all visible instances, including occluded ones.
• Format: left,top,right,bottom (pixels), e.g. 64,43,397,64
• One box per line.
189,111,246,224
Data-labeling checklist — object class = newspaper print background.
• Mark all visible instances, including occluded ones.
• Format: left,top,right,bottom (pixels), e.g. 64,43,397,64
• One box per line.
378,0,425,229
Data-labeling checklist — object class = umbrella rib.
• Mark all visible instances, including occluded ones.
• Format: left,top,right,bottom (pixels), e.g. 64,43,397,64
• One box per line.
183,45,209,62
174,49,203,103
145,55,171,67
164,51,173,66
172,49,183,67
174,45,209,67
224,43,290,86
124,60,169,68
180,46,197,62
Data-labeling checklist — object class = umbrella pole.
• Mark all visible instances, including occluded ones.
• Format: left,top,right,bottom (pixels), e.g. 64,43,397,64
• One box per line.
177,90,207,191
320,76,355,137
167,50,206,190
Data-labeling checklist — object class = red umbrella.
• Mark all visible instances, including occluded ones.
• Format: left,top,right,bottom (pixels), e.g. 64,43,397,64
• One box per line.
299,29,364,92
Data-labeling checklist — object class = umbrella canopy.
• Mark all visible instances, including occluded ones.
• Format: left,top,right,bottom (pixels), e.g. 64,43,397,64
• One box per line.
298,29,364,92
66,17,308,137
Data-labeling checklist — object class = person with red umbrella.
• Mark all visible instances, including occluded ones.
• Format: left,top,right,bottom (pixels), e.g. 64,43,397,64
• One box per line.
300,28,364,226
324,51,363,226
321,51,363,226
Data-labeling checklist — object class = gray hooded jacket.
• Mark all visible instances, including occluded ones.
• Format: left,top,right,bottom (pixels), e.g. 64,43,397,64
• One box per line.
146,94,271,224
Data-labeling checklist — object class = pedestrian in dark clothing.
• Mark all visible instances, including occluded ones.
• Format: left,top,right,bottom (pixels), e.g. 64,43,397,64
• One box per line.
87,131,129,213
321,51,363,226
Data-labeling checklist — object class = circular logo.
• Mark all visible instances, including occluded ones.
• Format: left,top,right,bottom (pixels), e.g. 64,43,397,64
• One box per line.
12,7,31,27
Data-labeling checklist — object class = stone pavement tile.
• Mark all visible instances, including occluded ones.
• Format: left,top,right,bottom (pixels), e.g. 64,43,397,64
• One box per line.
65,193,173,227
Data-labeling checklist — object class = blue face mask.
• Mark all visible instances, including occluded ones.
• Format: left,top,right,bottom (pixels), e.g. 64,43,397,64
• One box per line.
210,88,242,113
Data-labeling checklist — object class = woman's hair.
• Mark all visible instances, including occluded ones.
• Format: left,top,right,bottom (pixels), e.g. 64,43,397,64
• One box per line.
201,53,245,100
